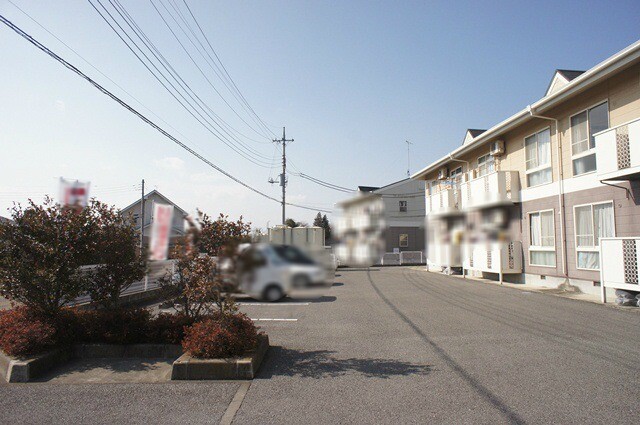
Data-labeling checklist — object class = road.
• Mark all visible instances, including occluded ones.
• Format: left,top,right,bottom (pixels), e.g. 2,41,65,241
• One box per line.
2,267,640,424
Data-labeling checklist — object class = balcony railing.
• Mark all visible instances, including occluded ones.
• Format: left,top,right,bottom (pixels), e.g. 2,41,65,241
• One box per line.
595,118,640,181
426,186,462,216
599,237,640,303
462,241,522,277
460,171,520,210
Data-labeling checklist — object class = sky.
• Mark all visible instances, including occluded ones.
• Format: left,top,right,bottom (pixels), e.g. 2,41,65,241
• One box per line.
1,0,639,229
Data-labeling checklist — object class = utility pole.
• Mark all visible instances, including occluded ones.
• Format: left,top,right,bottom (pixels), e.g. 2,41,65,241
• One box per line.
406,140,413,177
140,179,145,252
268,127,294,225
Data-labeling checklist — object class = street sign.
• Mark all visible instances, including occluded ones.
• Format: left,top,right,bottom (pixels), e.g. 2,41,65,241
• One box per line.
149,203,174,261
59,177,90,208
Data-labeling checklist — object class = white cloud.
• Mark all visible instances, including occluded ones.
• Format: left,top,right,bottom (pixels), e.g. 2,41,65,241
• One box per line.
154,157,185,170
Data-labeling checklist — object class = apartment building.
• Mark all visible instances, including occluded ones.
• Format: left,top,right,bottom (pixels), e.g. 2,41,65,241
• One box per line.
334,179,425,265
412,40,640,299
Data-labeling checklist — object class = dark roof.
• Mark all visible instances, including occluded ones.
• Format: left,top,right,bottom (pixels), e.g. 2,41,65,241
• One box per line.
557,69,585,81
357,186,379,193
0,216,12,224
546,69,586,95
467,129,486,138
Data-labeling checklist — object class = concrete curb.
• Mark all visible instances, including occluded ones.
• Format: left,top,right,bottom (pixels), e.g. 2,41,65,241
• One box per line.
73,343,183,359
0,348,72,383
171,334,269,380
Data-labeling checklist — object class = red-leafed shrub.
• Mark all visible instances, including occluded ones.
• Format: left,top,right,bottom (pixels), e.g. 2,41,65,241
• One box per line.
182,313,258,358
77,308,151,345
0,307,56,357
146,313,195,345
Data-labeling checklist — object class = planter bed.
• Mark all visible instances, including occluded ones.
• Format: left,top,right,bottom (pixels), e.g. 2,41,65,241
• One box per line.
1,335,269,382
171,334,269,380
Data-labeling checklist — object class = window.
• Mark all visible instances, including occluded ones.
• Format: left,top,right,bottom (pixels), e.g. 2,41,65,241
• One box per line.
450,166,463,183
477,154,495,177
399,234,409,247
399,200,407,212
428,180,438,196
529,210,555,267
574,201,614,270
570,102,609,176
525,128,552,187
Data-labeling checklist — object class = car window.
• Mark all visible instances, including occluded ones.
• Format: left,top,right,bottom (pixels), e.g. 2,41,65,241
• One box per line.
273,245,315,265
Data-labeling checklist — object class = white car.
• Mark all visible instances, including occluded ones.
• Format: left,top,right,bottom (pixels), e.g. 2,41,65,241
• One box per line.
237,243,329,302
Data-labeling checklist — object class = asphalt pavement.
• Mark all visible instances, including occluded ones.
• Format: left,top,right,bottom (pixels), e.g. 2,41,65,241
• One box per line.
2,267,640,424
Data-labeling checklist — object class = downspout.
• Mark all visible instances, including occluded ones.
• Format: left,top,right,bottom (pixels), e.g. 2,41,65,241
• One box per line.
527,105,568,279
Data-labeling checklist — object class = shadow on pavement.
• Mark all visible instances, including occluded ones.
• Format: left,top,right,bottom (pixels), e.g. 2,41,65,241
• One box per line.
258,346,432,379
35,358,173,383
332,282,344,287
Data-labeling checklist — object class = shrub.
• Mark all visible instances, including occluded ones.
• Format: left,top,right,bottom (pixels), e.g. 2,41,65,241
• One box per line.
182,313,258,359
0,307,56,357
77,308,150,345
146,313,195,345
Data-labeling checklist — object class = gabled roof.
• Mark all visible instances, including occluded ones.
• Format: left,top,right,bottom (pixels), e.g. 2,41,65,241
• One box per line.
545,69,585,96
121,189,188,216
357,186,379,193
0,216,13,224
462,129,487,145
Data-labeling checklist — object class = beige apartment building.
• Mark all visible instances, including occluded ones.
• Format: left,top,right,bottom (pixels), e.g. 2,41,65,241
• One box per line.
412,40,640,299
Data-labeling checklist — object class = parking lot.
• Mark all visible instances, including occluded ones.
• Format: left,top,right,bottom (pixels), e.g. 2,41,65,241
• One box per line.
3,267,640,424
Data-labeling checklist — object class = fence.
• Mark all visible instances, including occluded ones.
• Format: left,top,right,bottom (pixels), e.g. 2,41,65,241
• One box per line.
380,251,424,266
73,259,176,305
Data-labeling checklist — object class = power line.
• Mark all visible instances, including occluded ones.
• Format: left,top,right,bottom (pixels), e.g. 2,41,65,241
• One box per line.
177,0,276,139
149,0,274,142
88,0,278,168
0,14,331,214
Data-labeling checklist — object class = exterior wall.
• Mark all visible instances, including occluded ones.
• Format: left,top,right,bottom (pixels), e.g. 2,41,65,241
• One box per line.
416,52,640,293
122,192,187,242
384,226,425,253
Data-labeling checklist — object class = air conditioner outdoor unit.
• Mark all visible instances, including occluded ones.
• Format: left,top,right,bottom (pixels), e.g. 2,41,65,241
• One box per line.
490,140,505,156
437,167,448,180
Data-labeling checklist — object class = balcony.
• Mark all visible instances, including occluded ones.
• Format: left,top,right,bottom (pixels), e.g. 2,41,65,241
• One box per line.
460,171,520,210
426,186,462,216
427,241,462,268
600,237,640,303
462,241,522,277
595,118,640,181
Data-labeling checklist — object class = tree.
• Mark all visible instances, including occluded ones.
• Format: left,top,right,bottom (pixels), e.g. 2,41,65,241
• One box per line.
85,203,146,309
158,241,228,320
0,197,98,317
197,212,251,256
160,212,250,319
322,214,332,243
313,212,332,244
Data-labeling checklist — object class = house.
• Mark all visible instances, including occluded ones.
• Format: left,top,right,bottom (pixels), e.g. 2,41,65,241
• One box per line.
335,179,425,265
121,190,188,248
412,40,640,299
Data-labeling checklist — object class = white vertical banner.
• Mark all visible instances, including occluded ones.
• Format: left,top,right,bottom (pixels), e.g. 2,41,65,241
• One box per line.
149,203,174,261
59,177,90,208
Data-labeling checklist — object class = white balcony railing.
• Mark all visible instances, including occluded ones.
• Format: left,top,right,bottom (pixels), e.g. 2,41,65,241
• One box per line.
595,118,640,181
462,241,522,276
426,186,462,216
600,237,640,303
460,171,520,210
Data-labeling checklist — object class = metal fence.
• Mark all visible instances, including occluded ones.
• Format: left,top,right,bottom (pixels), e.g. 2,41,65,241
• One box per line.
380,251,424,266
73,259,176,305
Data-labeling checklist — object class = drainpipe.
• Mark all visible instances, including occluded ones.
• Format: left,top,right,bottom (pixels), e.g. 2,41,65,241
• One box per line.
448,154,471,277
527,105,568,279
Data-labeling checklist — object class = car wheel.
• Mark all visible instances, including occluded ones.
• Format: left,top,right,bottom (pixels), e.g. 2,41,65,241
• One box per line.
263,285,284,302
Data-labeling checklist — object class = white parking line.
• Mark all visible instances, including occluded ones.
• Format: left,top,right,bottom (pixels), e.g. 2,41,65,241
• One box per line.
238,302,310,306
250,318,298,322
